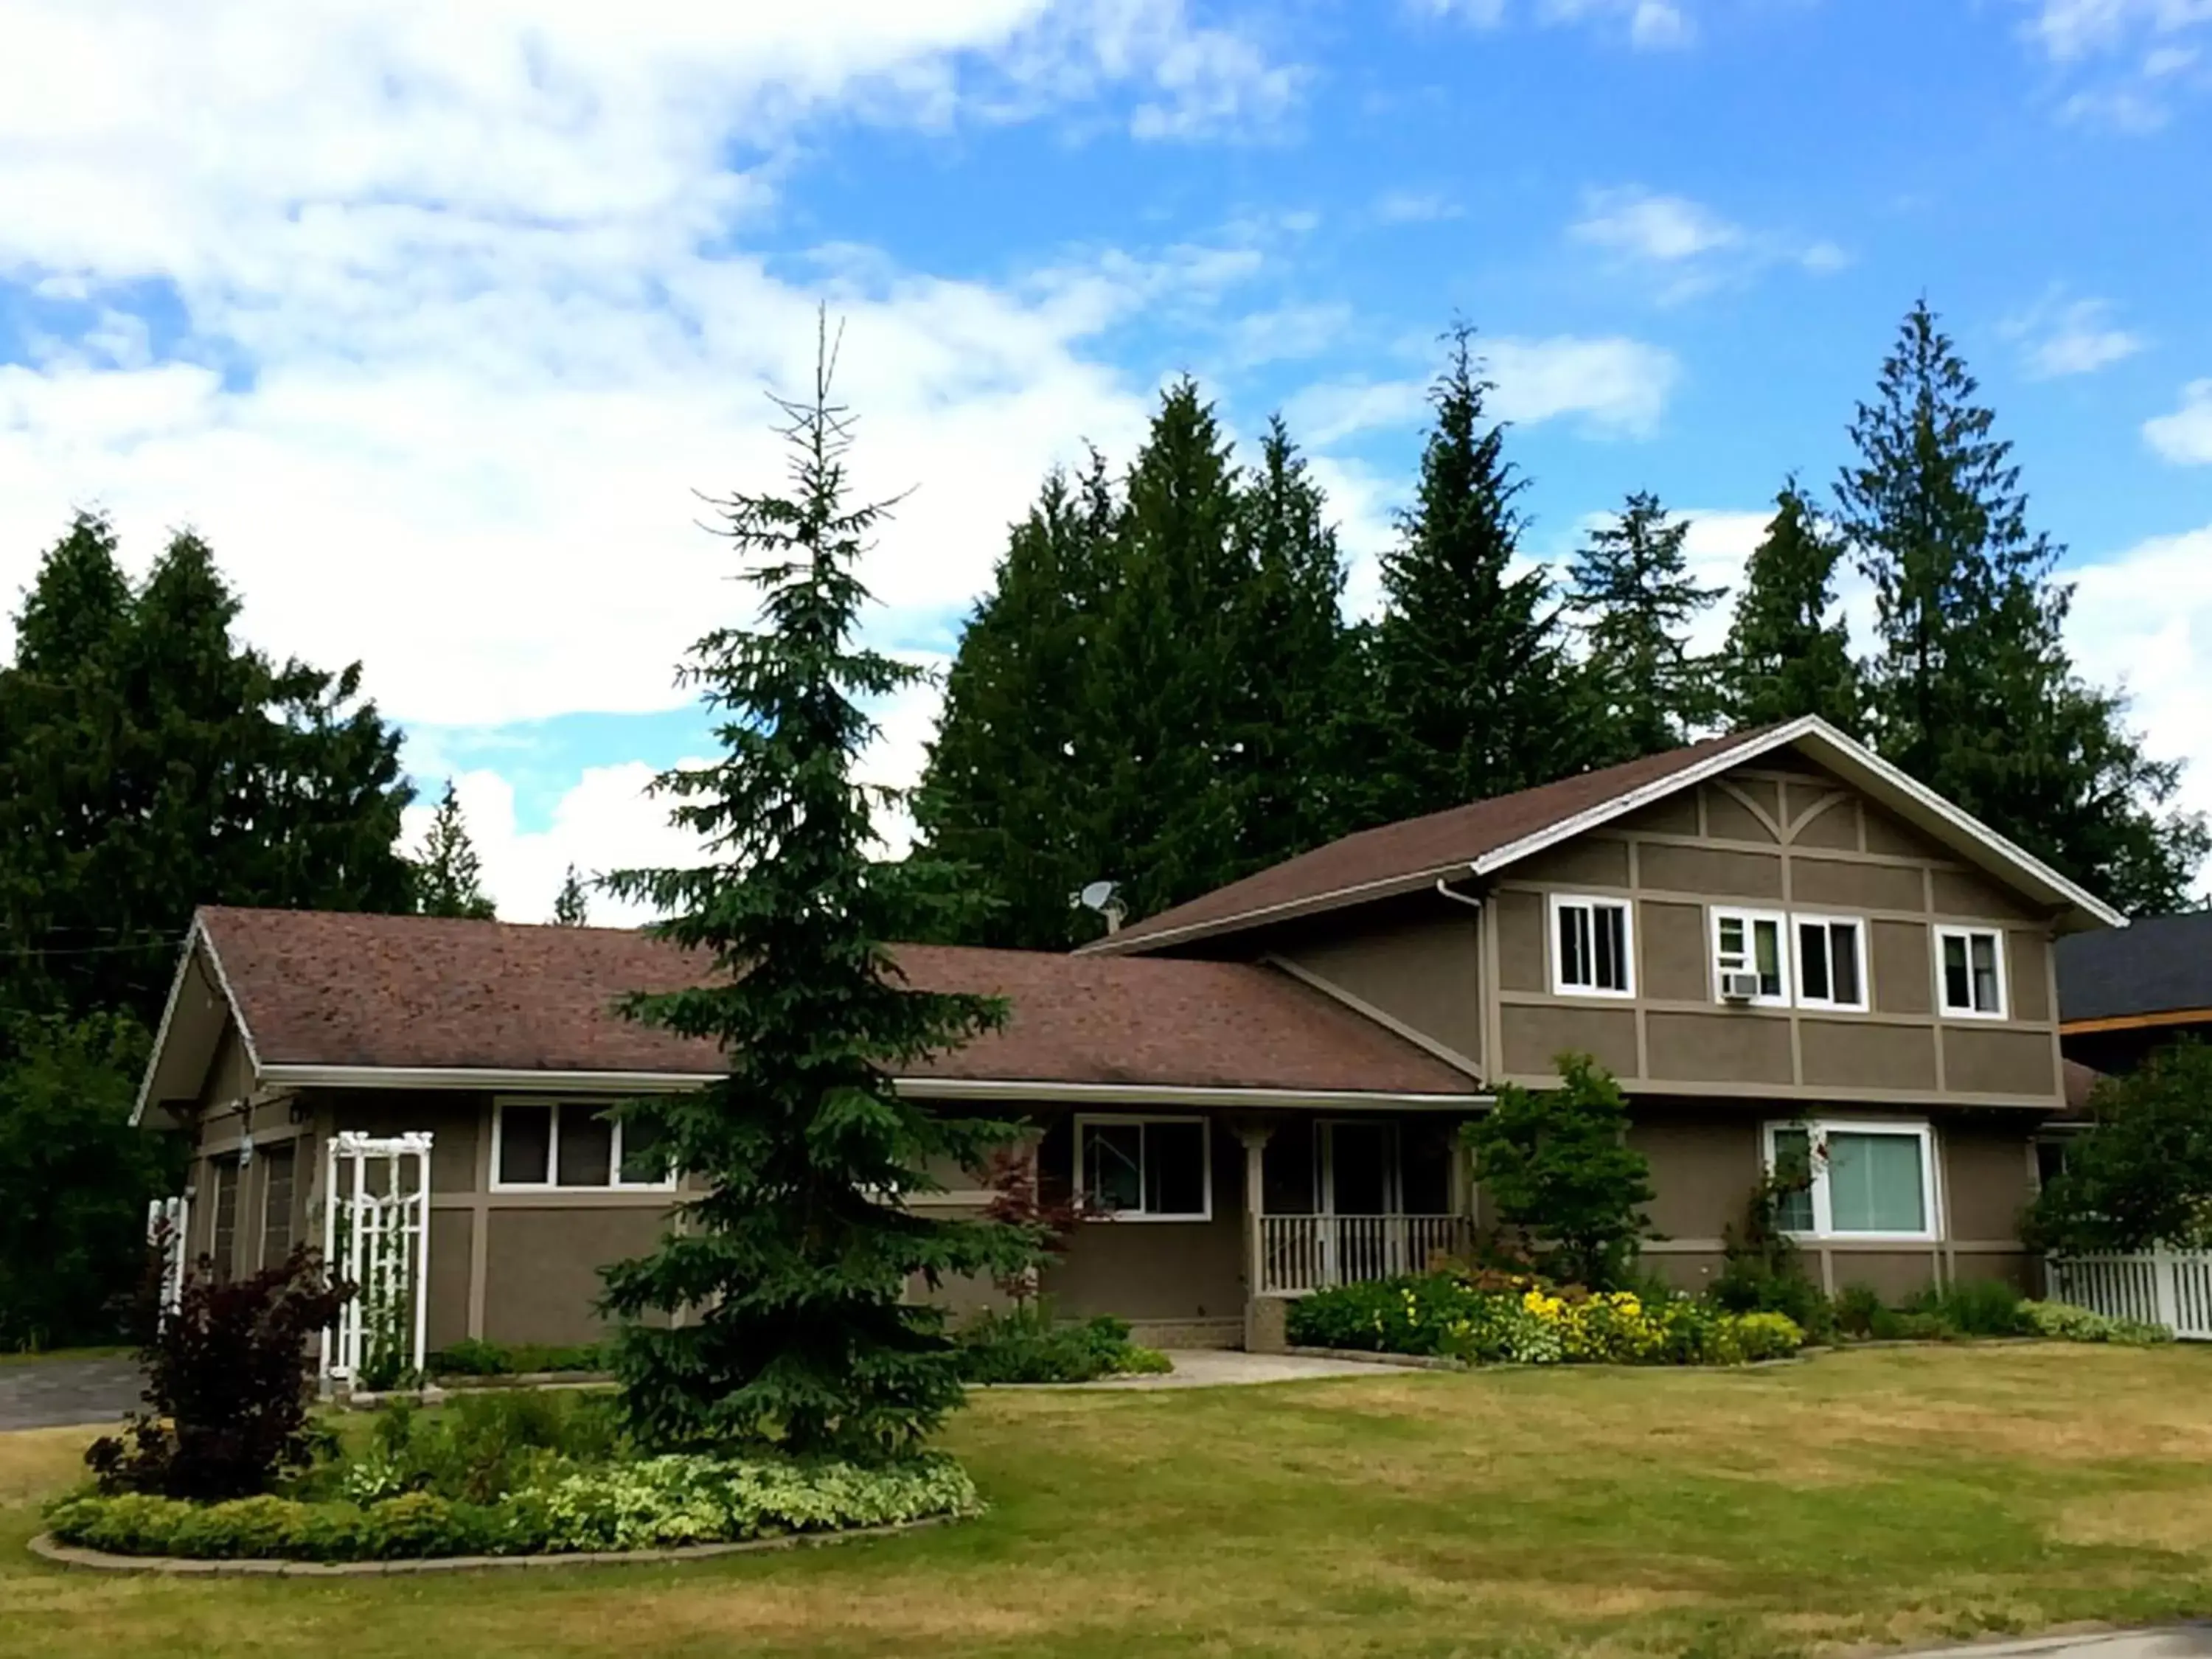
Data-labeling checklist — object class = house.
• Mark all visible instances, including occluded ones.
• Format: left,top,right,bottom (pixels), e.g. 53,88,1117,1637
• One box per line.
133,714,2118,1357
2056,911,2212,1077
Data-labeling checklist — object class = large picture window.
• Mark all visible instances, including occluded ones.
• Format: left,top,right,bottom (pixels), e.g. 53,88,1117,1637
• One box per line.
1551,894,1634,998
1935,926,2007,1019
1764,1119,1937,1241
492,1100,674,1192
1074,1116,1211,1220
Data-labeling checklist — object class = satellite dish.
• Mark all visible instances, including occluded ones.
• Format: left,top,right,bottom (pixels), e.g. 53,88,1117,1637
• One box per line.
1078,880,1119,912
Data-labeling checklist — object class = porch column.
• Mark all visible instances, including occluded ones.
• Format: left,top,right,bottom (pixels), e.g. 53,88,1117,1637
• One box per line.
1234,1120,1283,1353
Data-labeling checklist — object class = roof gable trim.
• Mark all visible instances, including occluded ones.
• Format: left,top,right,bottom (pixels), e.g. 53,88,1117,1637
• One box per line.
130,914,264,1127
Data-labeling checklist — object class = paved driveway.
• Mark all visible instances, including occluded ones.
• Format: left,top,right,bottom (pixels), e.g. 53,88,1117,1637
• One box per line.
1911,1629,2212,1658
0,1356,144,1431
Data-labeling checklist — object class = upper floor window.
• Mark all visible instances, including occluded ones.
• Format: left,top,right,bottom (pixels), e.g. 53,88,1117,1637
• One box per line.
1711,908,1787,1006
1551,894,1633,998
492,1099,675,1192
1935,926,2006,1019
1794,916,1868,1012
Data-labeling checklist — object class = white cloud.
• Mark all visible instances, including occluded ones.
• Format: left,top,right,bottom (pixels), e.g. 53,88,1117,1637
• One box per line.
1285,335,1680,446
1414,0,1509,24
1373,189,1464,224
2024,0,2212,126
2003,291,2147,378
2145,380,2212,465
2026,0,2212,61
1570,187,1846,302
1540,0,1694,49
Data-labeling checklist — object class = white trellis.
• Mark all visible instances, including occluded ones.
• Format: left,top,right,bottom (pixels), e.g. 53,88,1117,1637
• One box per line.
145,1194,190,1320
320,1131,434,1387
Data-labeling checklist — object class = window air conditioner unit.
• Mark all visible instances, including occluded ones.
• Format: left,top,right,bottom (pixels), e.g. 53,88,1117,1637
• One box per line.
1719,971,1764,1002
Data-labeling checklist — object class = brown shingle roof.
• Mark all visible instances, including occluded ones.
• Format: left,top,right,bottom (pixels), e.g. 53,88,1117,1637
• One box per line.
1092,728,1773,953
194,906,1478,1097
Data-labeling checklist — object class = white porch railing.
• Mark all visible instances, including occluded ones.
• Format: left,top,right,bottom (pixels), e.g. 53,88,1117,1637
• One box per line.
2048,1250,2212,1340
1259,1214,1467,1295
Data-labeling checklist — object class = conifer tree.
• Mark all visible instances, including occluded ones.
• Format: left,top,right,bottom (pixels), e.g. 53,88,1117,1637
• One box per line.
1358,326,1574,826
1721,479,1863,734
1567,490,1726,765
412,781,497,919
552,866,589,927
911,456,1116,950
599,321,1034,1456
1837,300,2203,912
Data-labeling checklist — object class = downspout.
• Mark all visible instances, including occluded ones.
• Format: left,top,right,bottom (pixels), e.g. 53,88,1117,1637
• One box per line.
1433,874,1484,915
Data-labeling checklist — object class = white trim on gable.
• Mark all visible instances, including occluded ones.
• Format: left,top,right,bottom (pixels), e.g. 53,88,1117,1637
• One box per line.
131,914,264,1127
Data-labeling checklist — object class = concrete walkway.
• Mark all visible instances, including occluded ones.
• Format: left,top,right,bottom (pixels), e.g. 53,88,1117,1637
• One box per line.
1907,1628,2212,1658
1062,1349,1413,1389
0,1356,144,1431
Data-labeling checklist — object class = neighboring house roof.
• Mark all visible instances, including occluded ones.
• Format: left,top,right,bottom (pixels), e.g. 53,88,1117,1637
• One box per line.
2057,911,2212,1029
135,905,1481,1120
1085,714,2126,956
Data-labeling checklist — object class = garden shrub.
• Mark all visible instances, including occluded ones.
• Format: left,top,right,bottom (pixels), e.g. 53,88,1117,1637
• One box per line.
86,1244,352,1501
1711,1150,1833,1340
1907,1278,2025,1337
1832,1283,1885,1339
426,1338,611,1379
344,1389,624,1504
954,1304,1171,1383
2017,1299,2173,1346
1284,1273,1804,1367
46,1451,981,1561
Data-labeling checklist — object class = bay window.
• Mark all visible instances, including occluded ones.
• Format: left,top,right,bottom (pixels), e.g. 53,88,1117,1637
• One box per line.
1764,1119,1937,1241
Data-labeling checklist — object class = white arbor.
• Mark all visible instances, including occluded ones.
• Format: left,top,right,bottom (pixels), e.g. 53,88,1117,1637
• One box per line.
320,1131,434,1386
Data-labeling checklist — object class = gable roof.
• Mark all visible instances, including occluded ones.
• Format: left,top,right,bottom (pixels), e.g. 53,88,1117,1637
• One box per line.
1085,716,2126,956
2057,911,2212,1029
134,905,1481,1120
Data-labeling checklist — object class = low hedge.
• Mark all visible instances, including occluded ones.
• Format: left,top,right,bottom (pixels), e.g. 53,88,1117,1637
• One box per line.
1287,1274,1804,1366
46,1451,978,1562
954,1307,1172,1384
2017,1298,2172,1346
424,1339,610,1379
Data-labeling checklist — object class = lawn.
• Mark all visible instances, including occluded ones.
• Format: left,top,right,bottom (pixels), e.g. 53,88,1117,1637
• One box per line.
8,1346,2212,1658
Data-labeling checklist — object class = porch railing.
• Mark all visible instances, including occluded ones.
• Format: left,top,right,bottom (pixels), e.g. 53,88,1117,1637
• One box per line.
1259,1214,1468,1295
2048,1250,2212,1340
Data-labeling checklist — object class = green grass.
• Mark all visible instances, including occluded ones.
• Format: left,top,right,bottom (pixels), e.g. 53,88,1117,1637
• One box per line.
10,1346,2212,1658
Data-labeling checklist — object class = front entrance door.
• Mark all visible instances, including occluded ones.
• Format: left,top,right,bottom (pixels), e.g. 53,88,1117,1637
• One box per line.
1319,1121,1402,1282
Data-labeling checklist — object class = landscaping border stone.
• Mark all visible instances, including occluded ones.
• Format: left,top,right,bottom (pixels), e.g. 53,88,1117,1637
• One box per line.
27,1512,967,1577
1281,1345,1470,1372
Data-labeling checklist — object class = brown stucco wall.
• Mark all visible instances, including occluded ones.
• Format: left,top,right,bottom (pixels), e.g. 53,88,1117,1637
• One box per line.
1799,1020,1939,1092
1630,1111,1759,1242
331,1093,481,1194
1275,904,1484,1065
1638,900,1708,1002
1034,1115,1247,1325
1645,1011,1793,1085
427,1209,473,1352
481,1206,667,1348
1944,1121,2036,1242
1501,1002,1638,1077
1638,842,1785,900
1944,1026,2059,1097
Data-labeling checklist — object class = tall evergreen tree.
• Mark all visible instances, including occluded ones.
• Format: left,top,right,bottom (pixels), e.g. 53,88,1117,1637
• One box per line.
599,322,1033,1455
412,781,497,919
1358,326,1575,826
1222,416,1351,869
1721,478,1864,734
911,456,1116,950
1567,490,1727,765
552,865,590,927
1082,378,1250,926
1837,300,2204,912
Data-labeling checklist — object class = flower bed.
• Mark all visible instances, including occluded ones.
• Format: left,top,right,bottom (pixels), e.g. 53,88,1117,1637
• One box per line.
1286,1273,1804,1366
48,1448,978,1562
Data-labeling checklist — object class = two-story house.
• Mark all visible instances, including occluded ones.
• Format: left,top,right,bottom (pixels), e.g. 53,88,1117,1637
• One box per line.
133,715,2117,1357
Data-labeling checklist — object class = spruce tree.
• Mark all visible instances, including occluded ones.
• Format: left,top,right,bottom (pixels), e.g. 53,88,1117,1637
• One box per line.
1567,490,1727,765
599,322,1034,1456
552,866,590,927
1721,479,1864,734
1837,300,2204,912
412,781,497,919
1359,326,1575,826
1223,416,1351,869
911,456,1116,950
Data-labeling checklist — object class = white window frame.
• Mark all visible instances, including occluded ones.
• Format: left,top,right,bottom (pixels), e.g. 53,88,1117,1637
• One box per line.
1933,925,2008,1020
1072,1113,1213,1222
490,1098,677,1194
1548,892,1635,999
1791,914,1871,1014
1710,906,1791,1008
1762,1118,1939,1243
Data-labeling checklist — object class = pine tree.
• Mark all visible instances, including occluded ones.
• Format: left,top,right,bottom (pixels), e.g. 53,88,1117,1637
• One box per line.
552,866,590,927
413,781,497,919
1082,379,1251,926
599,320,1034,1456
1358,326,1576,826
1567,490,1727,765
1721,479,1863,734
1222,416,1351,869
1837,300,2204,912
911,456,1116,950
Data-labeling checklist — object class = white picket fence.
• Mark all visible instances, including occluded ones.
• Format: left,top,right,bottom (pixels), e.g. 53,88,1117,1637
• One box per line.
2048,1250,2212,1340
1258,1214,1468,1295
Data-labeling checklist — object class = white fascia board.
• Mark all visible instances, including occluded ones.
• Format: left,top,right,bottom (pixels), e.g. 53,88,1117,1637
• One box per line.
131,914,262,1127
256,1064,1488,1112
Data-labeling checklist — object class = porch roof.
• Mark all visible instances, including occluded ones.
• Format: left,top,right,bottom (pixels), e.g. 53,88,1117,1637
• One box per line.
137,906,1484,1119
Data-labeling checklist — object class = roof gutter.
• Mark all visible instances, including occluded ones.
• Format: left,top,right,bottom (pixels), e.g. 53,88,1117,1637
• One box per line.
256,1063,1489,1112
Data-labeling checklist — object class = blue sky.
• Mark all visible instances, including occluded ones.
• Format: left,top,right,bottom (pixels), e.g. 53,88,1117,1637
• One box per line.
1,0,2208,919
